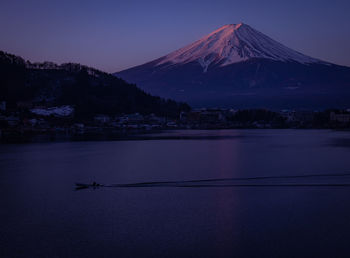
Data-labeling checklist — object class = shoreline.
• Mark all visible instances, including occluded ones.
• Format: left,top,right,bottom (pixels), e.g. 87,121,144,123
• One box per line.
1,127,349,144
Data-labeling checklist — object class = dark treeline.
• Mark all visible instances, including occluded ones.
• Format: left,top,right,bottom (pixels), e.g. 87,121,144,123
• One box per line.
0,51,190,119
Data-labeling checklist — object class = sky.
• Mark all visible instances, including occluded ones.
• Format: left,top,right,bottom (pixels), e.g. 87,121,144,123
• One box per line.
0,0,349,73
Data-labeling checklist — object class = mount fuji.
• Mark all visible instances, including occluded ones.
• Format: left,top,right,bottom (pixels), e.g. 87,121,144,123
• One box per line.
115,23,350,109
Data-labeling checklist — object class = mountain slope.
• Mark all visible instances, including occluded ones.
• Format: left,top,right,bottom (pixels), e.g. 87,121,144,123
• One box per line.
116,24,350,109
0,51,190,118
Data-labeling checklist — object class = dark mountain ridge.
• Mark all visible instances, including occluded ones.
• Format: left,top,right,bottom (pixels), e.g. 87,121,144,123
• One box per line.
0,51,190,118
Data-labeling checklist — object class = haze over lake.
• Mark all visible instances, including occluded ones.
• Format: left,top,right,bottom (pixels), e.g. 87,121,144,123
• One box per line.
1,129,350,257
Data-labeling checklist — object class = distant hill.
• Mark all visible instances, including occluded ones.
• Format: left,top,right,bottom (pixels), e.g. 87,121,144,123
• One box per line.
0,51,190,118
116,23,350,109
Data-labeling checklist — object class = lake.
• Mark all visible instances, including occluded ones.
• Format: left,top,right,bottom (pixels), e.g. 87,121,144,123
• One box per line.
1,129,350,258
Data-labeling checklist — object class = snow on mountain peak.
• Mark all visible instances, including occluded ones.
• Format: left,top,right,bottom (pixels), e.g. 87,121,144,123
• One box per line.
157,23,322,72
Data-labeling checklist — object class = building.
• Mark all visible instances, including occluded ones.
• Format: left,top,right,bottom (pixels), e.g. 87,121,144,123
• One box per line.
330,112,350,123
0,101,6,111
186,111,201,124
17,101,33,110
125,113,144,124
293,111,315,123
5,116,20,127
94,114,111,124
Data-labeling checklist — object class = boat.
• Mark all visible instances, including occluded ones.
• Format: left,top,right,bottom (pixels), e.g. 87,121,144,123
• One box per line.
75,182,103,190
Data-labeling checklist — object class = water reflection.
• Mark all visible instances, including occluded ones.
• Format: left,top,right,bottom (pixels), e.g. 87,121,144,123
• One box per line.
1,129,350,257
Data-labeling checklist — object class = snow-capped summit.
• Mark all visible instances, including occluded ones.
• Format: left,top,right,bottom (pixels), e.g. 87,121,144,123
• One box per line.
158,23,322,72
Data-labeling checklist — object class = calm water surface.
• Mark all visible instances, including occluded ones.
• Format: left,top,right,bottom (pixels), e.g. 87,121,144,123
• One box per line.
1,129,350,258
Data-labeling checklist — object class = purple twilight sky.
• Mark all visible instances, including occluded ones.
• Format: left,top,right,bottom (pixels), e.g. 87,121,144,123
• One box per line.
1,0,349,73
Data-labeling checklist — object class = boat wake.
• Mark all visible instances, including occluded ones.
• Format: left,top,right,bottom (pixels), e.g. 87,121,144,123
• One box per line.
75,172,350,190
